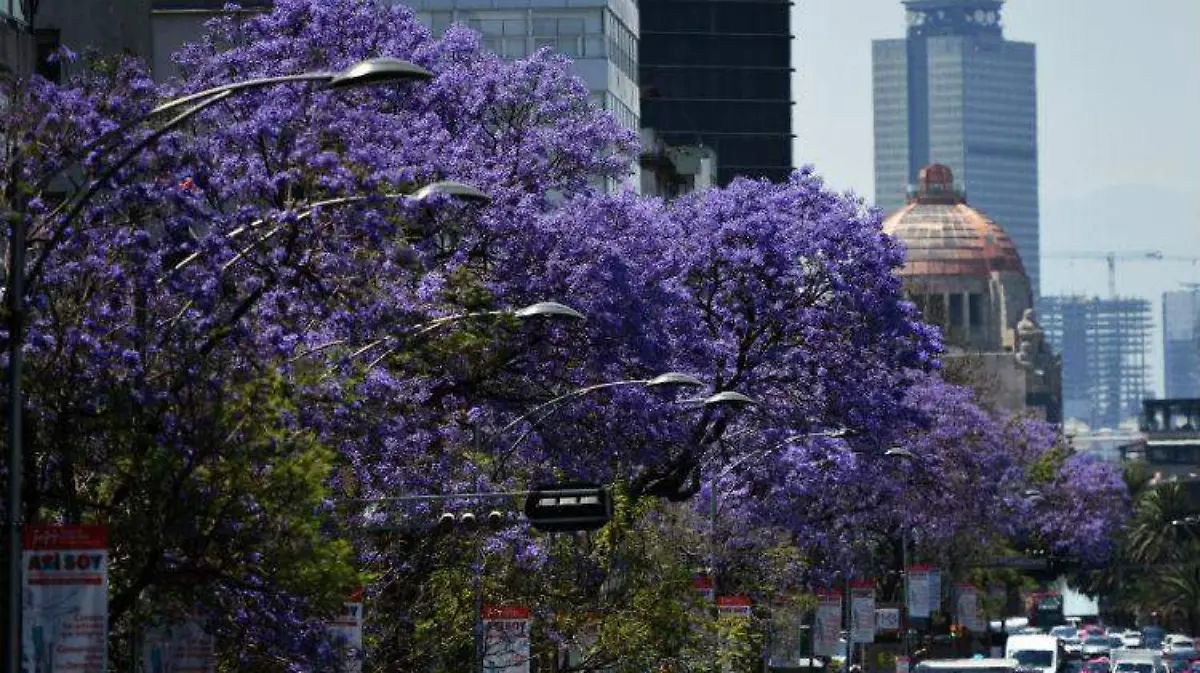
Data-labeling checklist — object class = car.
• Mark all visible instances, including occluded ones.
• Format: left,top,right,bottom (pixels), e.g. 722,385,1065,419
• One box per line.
1112,636,1129,651
1062,637,1084,657
1053,626,1082,641
1115,662,1159,673
1165,640,1196,656
1081,658,1111,673
1164,635,1192,650
1125,633,1146,649
1082,635,1113,659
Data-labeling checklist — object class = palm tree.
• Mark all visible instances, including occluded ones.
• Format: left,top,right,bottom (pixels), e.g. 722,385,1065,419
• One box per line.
1159,563,1200,636
1126,482,1196,566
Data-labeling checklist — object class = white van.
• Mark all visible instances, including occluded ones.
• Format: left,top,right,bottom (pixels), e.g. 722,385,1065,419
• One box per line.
1006,634,1062,673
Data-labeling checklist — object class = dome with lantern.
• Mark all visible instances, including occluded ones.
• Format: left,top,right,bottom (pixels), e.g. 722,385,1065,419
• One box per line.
883,163,1032,353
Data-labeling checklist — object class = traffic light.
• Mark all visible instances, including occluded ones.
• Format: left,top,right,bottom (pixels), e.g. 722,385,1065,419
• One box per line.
523,483,612,532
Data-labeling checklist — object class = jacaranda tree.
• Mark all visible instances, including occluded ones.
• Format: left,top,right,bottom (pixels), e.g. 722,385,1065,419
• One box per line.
0,0,1129,670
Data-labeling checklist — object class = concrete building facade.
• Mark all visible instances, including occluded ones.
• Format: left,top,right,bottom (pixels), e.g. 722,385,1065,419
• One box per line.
639,127,715,198
873,0,1040,294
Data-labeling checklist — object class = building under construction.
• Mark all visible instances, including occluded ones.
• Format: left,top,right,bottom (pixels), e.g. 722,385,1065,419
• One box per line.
1038,295,1154,429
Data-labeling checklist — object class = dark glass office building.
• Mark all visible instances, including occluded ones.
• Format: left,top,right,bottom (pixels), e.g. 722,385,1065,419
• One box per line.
638,0,793,185
873,0,1040,293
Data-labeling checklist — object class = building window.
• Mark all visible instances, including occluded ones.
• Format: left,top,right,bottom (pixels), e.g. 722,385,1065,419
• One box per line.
949,293,964,329
968,293,983,326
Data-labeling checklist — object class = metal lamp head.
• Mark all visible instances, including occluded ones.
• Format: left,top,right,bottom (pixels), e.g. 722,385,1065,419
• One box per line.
884,447,916,460
646,372,706,388
701,391,758,408
327,57,434,89
513,302,585,321
412,180,491,204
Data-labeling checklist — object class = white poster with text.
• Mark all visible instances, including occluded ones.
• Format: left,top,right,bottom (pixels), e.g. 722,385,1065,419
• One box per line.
483,605,531,673
22,524,109,673
850,582,876,644
328,588,365,673
813,592,842,657
906,566,931,618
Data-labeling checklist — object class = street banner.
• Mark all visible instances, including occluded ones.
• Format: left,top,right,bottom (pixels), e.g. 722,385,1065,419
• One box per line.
482,605,531,673
768,605,806,669
141,621,216,673
875,608,900,632
850,581,875,643
328,588,365,673
896,655,911,673
693,574,715,603
22,524,110,673
906,565,931,618
716,595,752,618
928,569,942,615
956,584,982,632
813,591,842,657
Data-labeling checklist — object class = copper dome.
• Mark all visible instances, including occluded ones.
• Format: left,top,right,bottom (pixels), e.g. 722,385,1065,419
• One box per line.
882,164,1026,277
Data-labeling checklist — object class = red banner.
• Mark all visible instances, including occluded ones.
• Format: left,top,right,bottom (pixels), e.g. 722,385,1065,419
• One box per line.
22,524,109,550
483,605,531,620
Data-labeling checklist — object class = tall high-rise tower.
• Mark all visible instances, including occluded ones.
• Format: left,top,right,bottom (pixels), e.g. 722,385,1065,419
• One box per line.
638,0,792,184
873,0,1040,294
1164,288,1200,399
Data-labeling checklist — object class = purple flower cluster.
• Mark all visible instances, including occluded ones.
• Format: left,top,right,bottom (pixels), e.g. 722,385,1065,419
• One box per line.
0,0,1128,665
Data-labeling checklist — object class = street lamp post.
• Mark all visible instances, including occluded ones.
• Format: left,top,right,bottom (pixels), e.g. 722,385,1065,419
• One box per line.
884,447,917,657
3,56,440,673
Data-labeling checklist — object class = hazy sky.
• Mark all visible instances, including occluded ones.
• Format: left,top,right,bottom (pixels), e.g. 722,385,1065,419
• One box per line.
791,0,1200,393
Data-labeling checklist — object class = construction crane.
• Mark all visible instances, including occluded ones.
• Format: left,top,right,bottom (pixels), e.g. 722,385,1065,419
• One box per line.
1042,250,1200,298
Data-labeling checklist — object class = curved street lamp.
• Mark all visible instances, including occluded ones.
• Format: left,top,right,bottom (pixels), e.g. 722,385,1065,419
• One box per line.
162,179,493,281
289,300,585,372
4,56,438,673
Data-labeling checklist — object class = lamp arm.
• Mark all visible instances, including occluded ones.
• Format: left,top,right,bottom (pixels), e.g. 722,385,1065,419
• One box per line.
27,91,235,296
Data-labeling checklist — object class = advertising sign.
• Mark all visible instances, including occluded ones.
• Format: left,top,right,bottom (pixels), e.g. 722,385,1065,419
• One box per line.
875,608,900,632
850,582,875,643
928,569,942,615
956,584,982,632
768,606,806,669
906,566,931,618
896,655,910,673
22,524,110,673
141,621,216,673
716,595,752,618
482,605,531,673
813,591,842,657
328,588,365,673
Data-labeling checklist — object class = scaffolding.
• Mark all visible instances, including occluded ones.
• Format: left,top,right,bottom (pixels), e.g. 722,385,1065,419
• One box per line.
1037,295,1153,429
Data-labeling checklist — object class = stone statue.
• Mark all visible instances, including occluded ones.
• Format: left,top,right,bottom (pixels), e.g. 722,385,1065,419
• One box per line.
1015,308,1045,370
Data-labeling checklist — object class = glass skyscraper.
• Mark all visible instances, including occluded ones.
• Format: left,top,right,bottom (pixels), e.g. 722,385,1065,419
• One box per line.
1164,289,1200,399
873,0,1040,294
638,0,792,184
